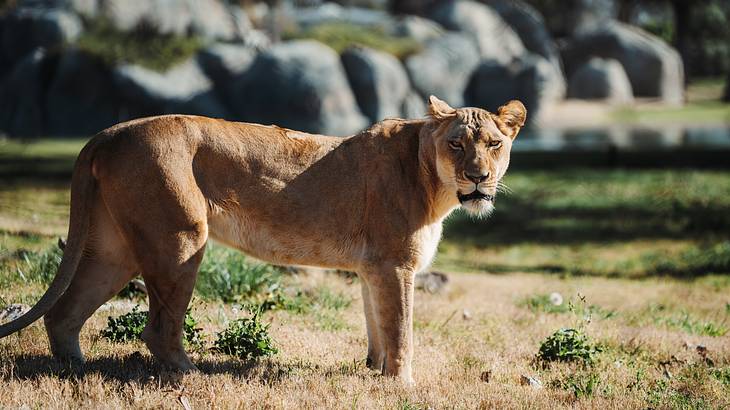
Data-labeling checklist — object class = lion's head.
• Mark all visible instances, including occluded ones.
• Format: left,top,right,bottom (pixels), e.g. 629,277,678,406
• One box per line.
425,95,526,217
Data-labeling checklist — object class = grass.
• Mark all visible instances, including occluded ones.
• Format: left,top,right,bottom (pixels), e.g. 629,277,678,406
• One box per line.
537,328,602,365
196,245,283,304
0,141,729,407
610,76,730,124
438,169,730,278
284,22,422,59
213,306,278,360
76,18,204,72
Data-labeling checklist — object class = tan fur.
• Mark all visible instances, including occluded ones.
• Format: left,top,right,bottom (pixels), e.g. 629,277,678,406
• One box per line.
0,96,525,385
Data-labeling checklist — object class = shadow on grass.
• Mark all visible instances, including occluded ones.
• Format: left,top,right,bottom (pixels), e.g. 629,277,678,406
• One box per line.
444,199,730,246
1,352,346,386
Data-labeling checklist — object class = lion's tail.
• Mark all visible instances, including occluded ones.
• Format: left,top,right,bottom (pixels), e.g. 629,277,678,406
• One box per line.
0,138,97,338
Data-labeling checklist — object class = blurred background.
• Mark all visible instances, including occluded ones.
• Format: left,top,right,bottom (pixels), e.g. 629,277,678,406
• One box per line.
0,0,729,278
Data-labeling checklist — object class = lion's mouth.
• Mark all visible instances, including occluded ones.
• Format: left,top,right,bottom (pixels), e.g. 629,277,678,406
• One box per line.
457,191,495,203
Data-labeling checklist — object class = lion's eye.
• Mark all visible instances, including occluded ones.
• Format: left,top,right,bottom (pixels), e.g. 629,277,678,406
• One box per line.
489,140,502,149
448,141,463,151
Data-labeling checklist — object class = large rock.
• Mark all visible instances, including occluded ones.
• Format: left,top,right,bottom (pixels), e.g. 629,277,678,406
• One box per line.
465,53,561,121
405,33,480,107
113,58,228,118
401,91,426,119
561,21,684,104
567,57,633,104
186,0,239,41
16,0,100,17
0,49,56,137
528,0,616,38
430,0,525,64
481,0,561,70
45,49,127,136
341,46,410,122
197,43,257,110
392,15,444,43
98,0,242,41
1,6,82,63
232,40,367,135
99,0,190,35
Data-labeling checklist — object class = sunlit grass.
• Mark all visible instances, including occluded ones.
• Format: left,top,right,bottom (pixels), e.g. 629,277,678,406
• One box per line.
284,22,422,59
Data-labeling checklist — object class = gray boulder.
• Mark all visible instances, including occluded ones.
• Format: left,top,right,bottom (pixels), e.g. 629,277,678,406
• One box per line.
98,0,242,41
197,43,257,110
232,40,367,135
15,0,99,16
401,91,426,119
1,6,82,63
0,49,54,137
113,59,228,118
561,21,684,104
341,46,410,122
45,49,127,136
187,0,238,41
481,0,562,73
567,57,633,104
465,53,562,121
99,0,190,35
430,0,525,64
392,15,444,43
405,33,480,107
0,304,31,323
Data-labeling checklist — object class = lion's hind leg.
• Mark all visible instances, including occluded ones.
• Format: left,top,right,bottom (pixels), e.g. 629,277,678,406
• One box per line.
44,201,137,363
138,241,205,373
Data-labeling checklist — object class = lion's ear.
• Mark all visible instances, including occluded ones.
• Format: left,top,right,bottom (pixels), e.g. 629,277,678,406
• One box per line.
496,100,527,139
428,95,456,120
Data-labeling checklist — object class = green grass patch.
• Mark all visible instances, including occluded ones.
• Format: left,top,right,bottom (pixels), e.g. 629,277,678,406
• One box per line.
555,370,602,399
101,305,204,349
279,286,352,331
520,293,617,319
77,18,204,72
439,169,730,278
284,22,421,59
196,244,283,304
537,328,602,365
657,312,727,337
611,101,730,124
214,306,278,360
13,243,62,285
711,367,730,387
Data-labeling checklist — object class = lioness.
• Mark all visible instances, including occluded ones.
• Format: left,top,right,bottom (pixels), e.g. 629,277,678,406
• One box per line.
0,96,525,384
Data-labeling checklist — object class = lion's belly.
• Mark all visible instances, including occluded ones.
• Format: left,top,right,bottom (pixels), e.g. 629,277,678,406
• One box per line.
206,211,360,271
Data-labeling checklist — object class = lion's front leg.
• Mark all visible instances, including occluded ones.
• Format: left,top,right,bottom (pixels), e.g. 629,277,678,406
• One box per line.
360,280,384,371
362,266,416,386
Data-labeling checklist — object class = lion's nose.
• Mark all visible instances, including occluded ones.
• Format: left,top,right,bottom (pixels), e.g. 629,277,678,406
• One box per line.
464,171,489,184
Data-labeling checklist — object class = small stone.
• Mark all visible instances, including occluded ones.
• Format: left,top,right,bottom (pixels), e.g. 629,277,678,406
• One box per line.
520,374,543,389
0,304,31,323
462,309,472,320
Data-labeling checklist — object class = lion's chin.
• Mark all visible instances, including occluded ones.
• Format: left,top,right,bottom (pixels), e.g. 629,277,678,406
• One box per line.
460,198,494,218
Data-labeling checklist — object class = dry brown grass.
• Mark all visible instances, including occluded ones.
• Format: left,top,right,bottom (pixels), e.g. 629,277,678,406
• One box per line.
1,269,729,409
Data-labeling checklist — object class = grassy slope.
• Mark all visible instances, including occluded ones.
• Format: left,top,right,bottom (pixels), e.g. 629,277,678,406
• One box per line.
0,139,729,408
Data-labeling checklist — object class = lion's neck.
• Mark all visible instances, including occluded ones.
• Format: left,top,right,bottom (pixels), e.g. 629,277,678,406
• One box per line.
381,120,460,226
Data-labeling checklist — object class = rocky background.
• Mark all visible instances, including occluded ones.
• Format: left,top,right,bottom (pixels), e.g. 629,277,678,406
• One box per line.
0,0,727,138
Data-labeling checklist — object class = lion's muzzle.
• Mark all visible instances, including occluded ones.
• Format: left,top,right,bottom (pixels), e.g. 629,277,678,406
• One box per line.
457,191,495,203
